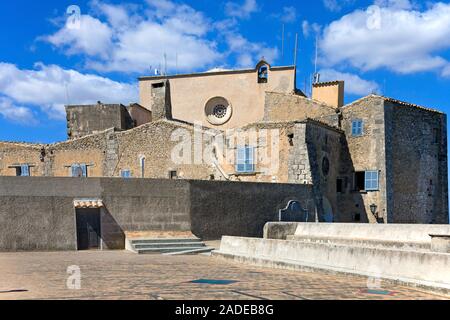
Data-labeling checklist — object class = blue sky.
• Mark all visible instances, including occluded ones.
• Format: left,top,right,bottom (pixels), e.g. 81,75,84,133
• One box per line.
0,0,450,143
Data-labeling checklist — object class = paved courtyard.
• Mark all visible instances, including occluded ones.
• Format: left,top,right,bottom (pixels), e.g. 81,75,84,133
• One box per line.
0,251,447,300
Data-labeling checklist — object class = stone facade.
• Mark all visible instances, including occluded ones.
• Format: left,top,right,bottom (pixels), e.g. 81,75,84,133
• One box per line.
139,61,297,129
66,102,151,139
0,61,447,225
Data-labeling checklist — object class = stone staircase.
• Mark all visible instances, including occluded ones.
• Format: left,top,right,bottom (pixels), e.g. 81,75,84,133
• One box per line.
127,237,214,255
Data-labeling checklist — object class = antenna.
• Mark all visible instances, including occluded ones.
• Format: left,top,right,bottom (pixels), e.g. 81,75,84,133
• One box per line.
313,35,320,85
314,35,318,74
293,32,298,67
281,23,285,62
163,53,167,76
293,33,298,91
175,52,178,75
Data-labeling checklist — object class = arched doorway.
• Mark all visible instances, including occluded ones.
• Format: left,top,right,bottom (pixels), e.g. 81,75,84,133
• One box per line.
322,197,333,222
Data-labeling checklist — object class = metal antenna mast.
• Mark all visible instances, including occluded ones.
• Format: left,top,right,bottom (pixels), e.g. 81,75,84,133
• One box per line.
281,23,285,61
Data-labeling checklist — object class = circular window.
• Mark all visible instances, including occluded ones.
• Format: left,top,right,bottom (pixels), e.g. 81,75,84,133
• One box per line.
205,97,232,125
322,157,330,176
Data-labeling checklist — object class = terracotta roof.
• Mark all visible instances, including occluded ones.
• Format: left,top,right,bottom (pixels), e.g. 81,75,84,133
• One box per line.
73,199,104,209
313,80,344,87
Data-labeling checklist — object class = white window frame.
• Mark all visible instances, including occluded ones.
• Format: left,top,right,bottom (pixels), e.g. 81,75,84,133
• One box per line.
236,146,255,173
364,170,379,191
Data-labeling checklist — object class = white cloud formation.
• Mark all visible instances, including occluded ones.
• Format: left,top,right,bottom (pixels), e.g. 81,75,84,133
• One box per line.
0,97,36,124
320,2,450,75
223,33,278,68
323,0,355,12
302,20,321,38
0,62,137,121
44,0,222,73
374,0,414,10
443,64,450,77
225,0,258,19
45,15,113,59
319,69,380,96
281,6,297,23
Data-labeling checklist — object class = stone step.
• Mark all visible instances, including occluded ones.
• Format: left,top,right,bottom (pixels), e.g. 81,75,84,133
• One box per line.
286,235,430,251
136,246,209,254
131,238,202,245
163,247,215,256
133,242,206,249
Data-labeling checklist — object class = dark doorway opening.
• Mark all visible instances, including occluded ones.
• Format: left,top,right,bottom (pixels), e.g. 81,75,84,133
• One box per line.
76,208,101,250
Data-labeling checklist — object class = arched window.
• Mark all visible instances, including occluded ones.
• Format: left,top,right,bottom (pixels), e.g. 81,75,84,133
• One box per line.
258,65,268,83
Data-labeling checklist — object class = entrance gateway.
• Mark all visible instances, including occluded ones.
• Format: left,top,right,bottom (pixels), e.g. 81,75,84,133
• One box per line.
74,199,104,250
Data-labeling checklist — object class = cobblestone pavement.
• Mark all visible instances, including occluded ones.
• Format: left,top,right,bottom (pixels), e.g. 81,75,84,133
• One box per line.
0,251,447,300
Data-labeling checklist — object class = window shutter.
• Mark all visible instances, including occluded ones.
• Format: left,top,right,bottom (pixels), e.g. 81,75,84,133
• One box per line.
71,165,78,177
81,164,87,177
21,165,29,176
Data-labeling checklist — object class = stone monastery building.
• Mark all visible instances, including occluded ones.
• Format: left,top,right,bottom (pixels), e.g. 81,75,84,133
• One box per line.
0,60,448,225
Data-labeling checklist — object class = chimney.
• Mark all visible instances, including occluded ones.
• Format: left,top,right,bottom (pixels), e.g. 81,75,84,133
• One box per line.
312,81,344,109
151,80,172,121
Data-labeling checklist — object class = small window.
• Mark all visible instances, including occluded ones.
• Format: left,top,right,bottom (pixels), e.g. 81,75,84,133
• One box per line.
365,171,379,191
354,171,379,191
336,178,344,193
258,65,268,83
236,146,255,173
351,120,363,136
168,170,177,179
121,170,131,178
151,82,164,88
16,164,30,176
71,164,87,177
354,172,365,191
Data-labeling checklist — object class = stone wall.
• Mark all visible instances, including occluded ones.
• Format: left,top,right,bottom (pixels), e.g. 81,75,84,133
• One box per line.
287,121,346,222
189,180,314,240
0,177,312,250
390,103,448,223
0,142,44,176
0,120,214,180
339,96,389,223
66,104,134,139
264,92,338,124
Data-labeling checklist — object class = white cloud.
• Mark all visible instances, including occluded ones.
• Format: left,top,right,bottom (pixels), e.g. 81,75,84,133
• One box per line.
224,33,278,68
45,15,113,59
281,6,297,23
319,69,380,96
320,2,450,75
43,1,278,73
44,0,221,73
374,0,414,10
225,0,258,19
323,0,355,12
443,64,450,77
0,62,137,121
0,97,36,124
302,20,321,38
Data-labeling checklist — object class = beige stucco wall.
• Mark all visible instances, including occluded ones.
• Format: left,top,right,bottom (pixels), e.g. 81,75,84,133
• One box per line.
312,82,344,109
139,67,295,129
